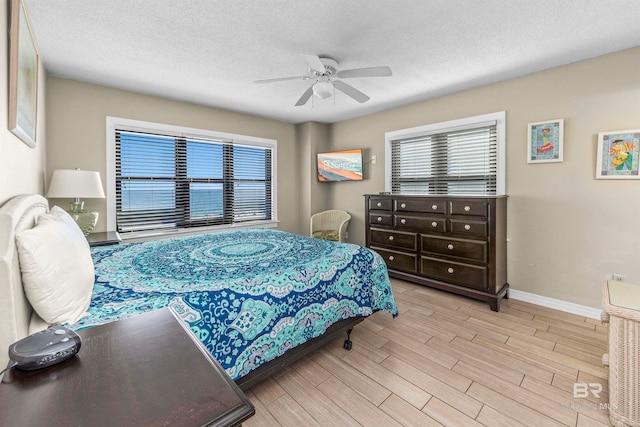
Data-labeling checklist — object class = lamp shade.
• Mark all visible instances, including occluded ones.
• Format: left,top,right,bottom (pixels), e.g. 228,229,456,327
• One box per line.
46,169,105,199
313,81,333,99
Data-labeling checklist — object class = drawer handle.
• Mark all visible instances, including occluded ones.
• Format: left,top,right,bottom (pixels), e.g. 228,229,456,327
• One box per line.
447,244,454,250
464,205,471,212
400,218,406,224
431,221,438,227
377,216,383,222
447,267,454,274
464,224,471,231
400,203,406,208
377,202,382,207
431,204,438,210
388,255,395,261
388,236,394,241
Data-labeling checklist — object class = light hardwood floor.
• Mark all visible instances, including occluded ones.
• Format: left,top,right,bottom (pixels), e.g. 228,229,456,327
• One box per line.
244,279,610,426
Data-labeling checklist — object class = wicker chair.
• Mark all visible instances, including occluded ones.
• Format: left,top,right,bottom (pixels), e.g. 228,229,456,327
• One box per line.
310,210,351,242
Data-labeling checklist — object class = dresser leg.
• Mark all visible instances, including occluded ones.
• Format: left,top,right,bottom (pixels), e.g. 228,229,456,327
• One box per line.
490,285,509,311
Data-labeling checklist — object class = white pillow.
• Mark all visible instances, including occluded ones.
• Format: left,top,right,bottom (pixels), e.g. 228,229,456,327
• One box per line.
16,206,94,325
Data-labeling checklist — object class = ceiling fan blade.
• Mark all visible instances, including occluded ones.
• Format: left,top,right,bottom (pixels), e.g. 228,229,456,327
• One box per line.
332,81,370,103
336,66,392,79
254,76,307,84
295,86,314,106
302,54,326,73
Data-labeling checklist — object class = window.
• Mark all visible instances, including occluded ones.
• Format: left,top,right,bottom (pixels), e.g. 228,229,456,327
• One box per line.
107,117,277,237
385,112,505,195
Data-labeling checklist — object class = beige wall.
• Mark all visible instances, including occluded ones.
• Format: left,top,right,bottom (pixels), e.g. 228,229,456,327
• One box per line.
0,2,46,205
45,77,300,234
43,47,640,309
329,46,640,309
296,122,331,235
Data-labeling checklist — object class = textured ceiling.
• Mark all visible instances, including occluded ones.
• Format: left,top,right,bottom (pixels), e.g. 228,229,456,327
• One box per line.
24,0,640,124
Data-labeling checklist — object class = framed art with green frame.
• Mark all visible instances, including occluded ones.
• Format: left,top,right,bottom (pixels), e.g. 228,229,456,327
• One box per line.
596,129,640,179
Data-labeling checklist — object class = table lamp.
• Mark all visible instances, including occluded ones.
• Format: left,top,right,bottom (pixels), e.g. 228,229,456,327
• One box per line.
46,169,106,236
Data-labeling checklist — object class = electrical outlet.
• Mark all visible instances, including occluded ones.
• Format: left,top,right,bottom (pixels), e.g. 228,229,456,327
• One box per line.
371,155,377,164
612,274,626,282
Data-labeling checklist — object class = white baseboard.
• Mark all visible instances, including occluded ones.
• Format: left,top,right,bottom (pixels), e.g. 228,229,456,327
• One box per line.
508,289,602,320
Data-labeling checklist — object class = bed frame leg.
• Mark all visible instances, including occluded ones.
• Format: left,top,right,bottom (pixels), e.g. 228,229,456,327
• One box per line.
343,328,353,350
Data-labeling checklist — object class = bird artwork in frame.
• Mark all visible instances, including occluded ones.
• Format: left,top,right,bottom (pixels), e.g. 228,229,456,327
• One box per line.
527,119,564,163
596,129,640,179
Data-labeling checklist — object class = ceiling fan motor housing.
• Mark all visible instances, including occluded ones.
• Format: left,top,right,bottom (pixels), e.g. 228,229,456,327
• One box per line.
317,57,338,76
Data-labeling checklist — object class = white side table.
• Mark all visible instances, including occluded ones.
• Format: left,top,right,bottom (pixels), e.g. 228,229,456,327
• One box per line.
602,280,640,427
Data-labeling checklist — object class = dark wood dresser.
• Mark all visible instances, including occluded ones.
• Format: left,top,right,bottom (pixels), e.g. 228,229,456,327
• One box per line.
0,308,255,427
365,194,508,311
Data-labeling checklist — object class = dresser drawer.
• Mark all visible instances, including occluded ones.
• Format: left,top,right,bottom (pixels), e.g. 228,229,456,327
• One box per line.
450,200,487,217
394,215,446,233
369,197,393,211
450,219,487,238
421,235,487,262
372,247,418,274
369,213,393,226
370,229,417,250
420,256,488,291
395,199,446,214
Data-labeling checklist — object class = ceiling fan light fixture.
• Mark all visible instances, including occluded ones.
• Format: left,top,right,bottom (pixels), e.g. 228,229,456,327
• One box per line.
313,81,333,99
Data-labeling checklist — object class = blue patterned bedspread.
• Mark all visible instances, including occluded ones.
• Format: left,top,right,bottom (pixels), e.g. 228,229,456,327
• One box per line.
71,229,398,380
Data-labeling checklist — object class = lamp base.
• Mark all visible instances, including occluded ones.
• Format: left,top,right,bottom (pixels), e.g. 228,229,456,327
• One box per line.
68,201,99,237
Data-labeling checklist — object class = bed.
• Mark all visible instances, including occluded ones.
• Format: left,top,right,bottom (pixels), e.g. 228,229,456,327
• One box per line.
0,194,398,389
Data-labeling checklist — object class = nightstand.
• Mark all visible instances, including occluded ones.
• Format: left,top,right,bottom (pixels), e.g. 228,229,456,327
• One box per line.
0,308,255,426
88,231,121,246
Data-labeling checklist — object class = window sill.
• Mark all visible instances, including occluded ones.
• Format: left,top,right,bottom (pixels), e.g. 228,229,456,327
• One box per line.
119,220,279,243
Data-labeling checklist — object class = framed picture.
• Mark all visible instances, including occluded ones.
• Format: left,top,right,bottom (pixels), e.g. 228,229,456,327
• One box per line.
527,119,564,163
596,129,640,179
8,0,39,148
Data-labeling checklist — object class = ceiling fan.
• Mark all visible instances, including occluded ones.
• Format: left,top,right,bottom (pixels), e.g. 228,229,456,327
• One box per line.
254,54,392,106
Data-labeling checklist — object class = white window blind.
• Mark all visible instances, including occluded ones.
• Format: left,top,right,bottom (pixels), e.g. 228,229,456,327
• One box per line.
115,129,273,234
386,112,505,195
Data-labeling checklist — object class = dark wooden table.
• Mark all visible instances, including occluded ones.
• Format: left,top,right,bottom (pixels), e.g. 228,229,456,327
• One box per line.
0,308,255,426
88,230,122,246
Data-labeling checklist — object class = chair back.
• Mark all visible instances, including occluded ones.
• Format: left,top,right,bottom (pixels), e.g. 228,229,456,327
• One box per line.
310,210,351,242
